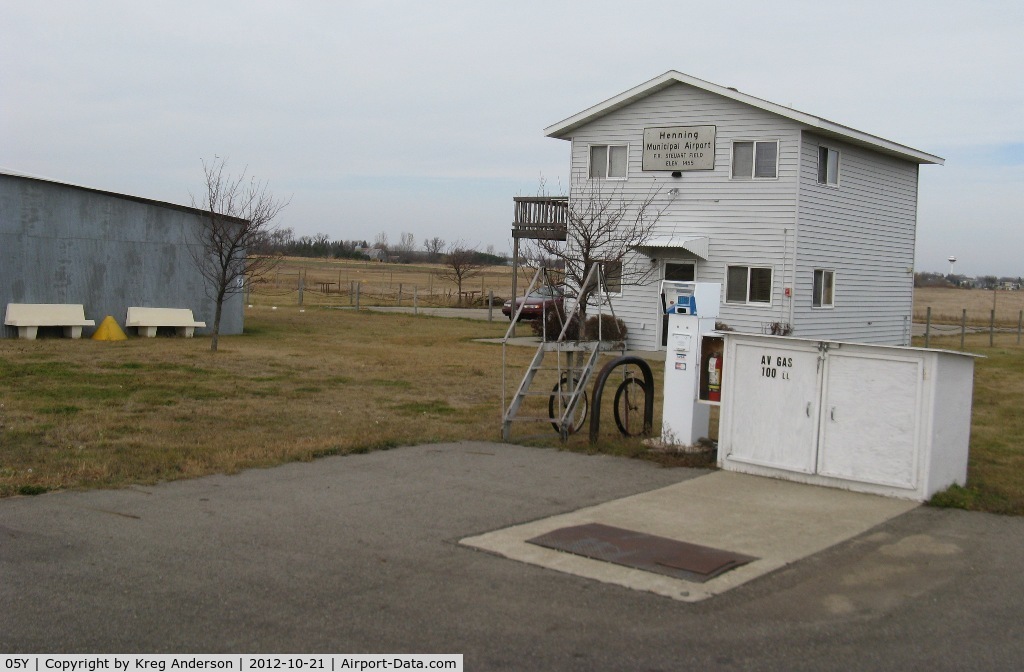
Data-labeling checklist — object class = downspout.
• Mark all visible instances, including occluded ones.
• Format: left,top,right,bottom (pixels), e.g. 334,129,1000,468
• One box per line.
789,132,803,330
782,227,790,326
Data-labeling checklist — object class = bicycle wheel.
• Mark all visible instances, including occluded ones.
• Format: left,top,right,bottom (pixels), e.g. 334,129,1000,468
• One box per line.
549,374,589,435
613,376,648,437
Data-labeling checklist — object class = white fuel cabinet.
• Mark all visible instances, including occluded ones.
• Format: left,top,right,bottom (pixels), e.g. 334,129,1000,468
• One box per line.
717,333,977,501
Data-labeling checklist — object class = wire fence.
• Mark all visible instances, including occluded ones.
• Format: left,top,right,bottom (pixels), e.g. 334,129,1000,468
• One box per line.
919,306,1024,349
249,284,500,309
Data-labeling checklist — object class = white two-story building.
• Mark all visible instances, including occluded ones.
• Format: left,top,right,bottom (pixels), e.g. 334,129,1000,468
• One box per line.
538,71,943,350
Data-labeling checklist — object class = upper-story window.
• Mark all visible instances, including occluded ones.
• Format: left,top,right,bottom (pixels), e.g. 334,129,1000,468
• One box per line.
812,269,835,308
589,144,628,179
731,141,778,179
817,146,840,185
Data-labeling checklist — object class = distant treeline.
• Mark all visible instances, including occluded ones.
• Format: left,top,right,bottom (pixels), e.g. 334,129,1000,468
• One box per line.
250,228,367,259
253,227,508,265
915,272,1022,290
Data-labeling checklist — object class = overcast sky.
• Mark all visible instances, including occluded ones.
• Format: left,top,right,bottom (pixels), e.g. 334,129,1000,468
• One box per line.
2,1,1021,277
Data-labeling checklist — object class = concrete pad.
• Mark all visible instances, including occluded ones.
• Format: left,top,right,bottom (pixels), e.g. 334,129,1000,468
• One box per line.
461,471,918,602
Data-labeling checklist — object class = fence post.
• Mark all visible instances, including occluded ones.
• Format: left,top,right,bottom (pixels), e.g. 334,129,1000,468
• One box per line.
349,281,354,306
488,289,494,322
414,286,418,315
355,283,360,311
1018,310,1022,345
924,307,931,348
398,283,403,307
961,308,967,351
298,275,304,306
990,309,995,347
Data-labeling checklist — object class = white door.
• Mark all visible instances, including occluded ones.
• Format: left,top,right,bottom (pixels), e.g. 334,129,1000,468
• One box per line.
816,351,921,490
723,340,823,473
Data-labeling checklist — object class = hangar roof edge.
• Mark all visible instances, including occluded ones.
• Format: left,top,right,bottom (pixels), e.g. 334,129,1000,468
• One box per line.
0,168,248,223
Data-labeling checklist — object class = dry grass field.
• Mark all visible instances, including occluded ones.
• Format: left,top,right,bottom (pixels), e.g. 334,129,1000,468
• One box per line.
914,286,1024,327
0,304,684,499
251,257,530,309
2,280,1022,515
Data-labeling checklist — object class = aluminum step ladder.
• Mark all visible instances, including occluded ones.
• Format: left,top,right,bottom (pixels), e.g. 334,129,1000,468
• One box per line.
501,264,621,442
502,339,602,441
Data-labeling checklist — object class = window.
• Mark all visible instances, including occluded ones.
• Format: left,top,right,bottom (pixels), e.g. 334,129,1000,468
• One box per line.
601,260,623,294
726,265,773,304
731,141,778,179
812,269,835,307
589,144,628,179
664,262,695,282
582,260,623,295
817,146,839,185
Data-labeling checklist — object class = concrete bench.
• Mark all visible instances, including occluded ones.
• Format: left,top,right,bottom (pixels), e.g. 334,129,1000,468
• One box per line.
5,303,96,340
126,307,206,338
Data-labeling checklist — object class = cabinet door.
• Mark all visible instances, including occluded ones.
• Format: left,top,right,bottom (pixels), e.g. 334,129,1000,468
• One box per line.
817,351,921,490
723,341,823,473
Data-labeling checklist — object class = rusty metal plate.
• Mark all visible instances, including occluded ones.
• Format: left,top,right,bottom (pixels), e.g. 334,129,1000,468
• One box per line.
526,523,756,583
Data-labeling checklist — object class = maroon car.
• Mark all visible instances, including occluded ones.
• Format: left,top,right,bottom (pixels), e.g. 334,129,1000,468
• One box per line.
502,286,565,321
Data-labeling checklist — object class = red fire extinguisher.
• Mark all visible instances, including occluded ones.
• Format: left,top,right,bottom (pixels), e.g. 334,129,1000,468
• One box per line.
707,353,723,401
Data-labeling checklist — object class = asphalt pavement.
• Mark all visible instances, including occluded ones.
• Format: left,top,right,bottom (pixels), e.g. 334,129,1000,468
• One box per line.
2,442,1023,670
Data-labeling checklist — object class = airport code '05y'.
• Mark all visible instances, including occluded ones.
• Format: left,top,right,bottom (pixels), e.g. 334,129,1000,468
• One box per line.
1,657,462,672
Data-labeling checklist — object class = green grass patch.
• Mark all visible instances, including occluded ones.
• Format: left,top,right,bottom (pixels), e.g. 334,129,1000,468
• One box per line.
37,404,82,415
391,400,457,416
366,378,413,389
0,359,79,379
916,335,1024,514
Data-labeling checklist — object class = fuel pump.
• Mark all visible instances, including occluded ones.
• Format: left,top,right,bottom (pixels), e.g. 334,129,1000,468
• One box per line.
661,282,721,445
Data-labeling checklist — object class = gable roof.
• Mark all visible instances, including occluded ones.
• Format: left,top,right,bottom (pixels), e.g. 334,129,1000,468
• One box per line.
544,71,944,165
0,167,246,222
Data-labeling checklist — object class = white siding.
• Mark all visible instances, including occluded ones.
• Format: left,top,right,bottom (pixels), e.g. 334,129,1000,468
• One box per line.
793,132,919,345
564,82,800,350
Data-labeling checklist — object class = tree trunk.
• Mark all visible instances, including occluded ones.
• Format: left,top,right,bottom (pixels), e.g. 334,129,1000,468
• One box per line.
211,288,225,352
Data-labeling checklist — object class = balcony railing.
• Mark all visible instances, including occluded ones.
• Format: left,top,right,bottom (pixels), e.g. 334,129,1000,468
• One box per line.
513,196,568,241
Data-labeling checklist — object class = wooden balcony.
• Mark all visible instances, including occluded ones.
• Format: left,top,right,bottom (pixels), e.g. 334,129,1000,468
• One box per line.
512,196,568,241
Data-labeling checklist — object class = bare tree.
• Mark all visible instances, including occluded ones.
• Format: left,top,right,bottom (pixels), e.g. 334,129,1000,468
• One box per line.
424,236,445,262
526,178,662,320
394,231,416,263
438,243,489,306
190,158,289,351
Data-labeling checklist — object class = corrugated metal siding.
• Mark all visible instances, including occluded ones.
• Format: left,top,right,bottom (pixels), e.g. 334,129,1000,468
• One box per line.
0,174,243,339
792,132,919,345
564,82,800,350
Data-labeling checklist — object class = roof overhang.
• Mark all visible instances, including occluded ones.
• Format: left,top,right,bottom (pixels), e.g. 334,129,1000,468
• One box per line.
544,71,944,166
633,235,709,260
